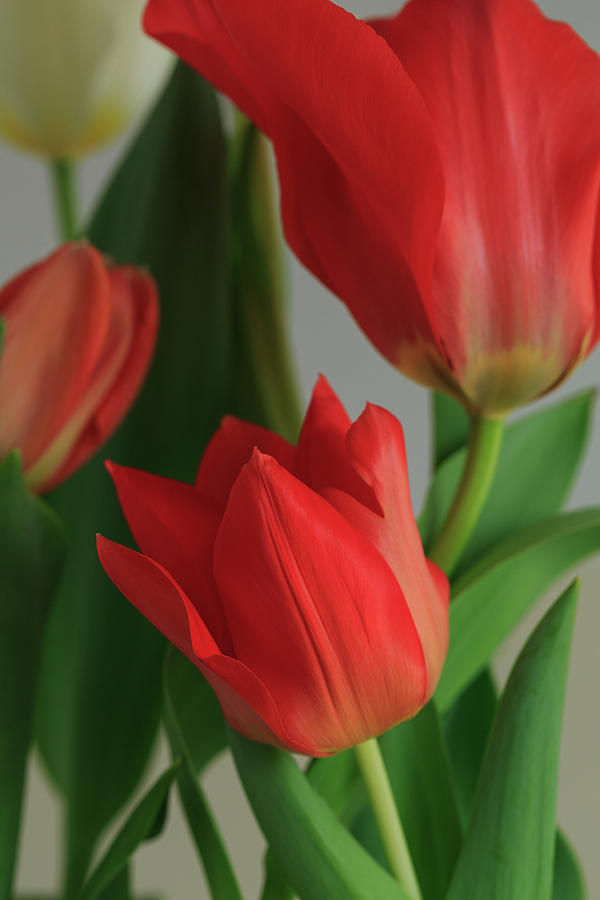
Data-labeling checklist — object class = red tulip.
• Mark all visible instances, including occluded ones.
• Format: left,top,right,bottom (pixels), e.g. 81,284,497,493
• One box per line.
97,377,449,756
144,0,600,416
0,243,158,492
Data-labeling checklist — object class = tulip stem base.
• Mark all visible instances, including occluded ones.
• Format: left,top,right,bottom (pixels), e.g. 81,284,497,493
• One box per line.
50,158,78,241
428,415,504,576
354,737,422,900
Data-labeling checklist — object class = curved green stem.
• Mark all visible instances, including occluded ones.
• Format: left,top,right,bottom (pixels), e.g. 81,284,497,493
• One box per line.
50,158,78,241
428,415,504,576
354,738,422,900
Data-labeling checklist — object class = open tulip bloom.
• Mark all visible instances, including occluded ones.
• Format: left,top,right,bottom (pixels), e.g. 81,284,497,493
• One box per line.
146,0,600,418
98,378,449,757
2,0,600,898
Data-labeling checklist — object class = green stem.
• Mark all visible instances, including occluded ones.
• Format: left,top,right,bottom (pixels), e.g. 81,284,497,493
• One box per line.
50,158,78,241
354,738,422,900
428,415,504,576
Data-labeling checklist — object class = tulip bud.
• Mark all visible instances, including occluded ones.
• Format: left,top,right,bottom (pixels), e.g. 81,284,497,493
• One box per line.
0,0,172,158
98,377,449,756
0,243,158,492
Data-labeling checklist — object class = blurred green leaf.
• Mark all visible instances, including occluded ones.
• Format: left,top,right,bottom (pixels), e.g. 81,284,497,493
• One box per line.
163,648,242,900
447,580,578,899
0,454,65,900
80,763,180,900
229,121,302,439
552,831,586,900
35,62,231,896
421,391,594,576
229,730,412,900
436,508,600,711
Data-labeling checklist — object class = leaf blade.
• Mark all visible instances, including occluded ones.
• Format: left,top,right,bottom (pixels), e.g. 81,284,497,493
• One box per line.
447,581,578,900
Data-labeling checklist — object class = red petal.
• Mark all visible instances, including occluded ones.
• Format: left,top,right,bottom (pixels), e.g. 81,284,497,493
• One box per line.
106,462,231,653
96,535,218,662
293,375,379,512
44,266,158,490
0,243,110,474
324,404,449,701
97,536,316,754
213,449,427,754
144,0,445,372
195,416,295,504
379,0,600,411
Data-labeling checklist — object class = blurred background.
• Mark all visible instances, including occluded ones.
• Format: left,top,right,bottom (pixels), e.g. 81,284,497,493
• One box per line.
1,0,598,896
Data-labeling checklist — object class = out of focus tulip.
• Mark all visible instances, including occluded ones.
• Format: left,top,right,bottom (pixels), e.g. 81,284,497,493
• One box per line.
0,0,171,158
0,243,158,492
145,0,600,417
98,377,449,756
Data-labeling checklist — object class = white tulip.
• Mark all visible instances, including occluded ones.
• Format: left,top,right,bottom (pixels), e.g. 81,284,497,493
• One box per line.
0,0,172,158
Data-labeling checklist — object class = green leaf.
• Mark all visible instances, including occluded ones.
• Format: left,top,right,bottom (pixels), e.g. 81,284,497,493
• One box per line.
163,648,243,900
421,391,594,575
79,763,180,900
447,580,578,900
271,708,461,900
443,670,497,827
431,392,470,469
229,122,302,439
552,831,585,900
163,649,227,774
35,62,231,896
308,750,366,824
0,453,65,900
436,508,600,711
229,730,412,900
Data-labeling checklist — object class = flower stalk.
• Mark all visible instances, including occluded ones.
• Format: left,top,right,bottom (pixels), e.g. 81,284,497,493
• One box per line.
50,158,78,241
428,415,504,576
354,738,422,900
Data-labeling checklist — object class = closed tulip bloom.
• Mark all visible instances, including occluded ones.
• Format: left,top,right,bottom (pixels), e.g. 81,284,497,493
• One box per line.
0,0,171,158
145,0,600,417
98,378,449,756
0,243,158,492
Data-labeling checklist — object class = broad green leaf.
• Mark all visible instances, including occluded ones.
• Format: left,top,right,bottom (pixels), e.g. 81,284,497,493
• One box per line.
0,453,65,900
36,63,231,896
443,670,497,827
552,831,585,900
432,392,470,469
421,391,594,576
436,508,600,711
444,678,585,896
447,581,578,900
163,648,243,900
96,866,130,900
80,763,180,900
269,707,461,900
229,730,412,900
308,750,365,824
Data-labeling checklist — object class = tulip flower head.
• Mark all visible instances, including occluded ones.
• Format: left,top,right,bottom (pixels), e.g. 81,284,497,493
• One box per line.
144,0,600,417
0,243,158,492
0,0,172,158
98,378,449,756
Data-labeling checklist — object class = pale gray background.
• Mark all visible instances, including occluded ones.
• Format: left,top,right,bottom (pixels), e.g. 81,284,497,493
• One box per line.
2,0,599,896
